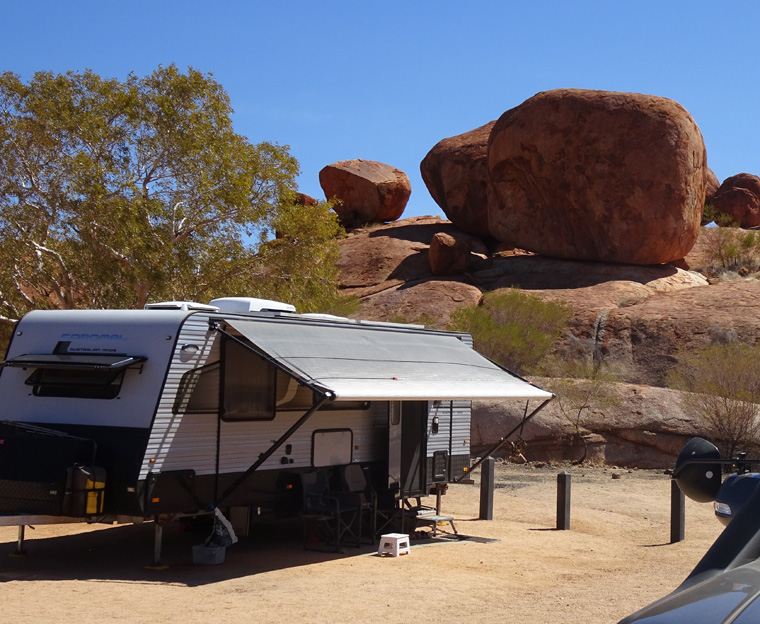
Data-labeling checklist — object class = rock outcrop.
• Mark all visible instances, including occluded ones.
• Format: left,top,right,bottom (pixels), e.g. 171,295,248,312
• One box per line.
353,279,482,326
487,89,707,264
338,216,487,295
294,192,318,206
335,214,760,467
472,381,698,468
419,121,496,238
319,159,411,228
467,254,722,386
560,280,760,387
338,218,727,388
464,250,760,388
711,173,760,227
338,216,485,325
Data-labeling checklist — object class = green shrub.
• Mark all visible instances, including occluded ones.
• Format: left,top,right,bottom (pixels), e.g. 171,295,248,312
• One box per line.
703,203,740,228
449,288,572,375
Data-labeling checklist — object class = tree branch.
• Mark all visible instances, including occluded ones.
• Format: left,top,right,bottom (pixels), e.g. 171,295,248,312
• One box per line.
29,242,75,308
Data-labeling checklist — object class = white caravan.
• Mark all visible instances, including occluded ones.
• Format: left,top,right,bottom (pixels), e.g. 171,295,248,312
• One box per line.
0,298,553,550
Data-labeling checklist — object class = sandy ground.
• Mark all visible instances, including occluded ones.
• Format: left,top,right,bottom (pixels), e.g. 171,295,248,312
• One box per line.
0,462,725,624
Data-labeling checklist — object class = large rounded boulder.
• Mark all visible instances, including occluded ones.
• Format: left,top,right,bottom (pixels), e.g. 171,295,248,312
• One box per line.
319,159,411,228
710,173,760,227
420,121,495,237
487,89,707,264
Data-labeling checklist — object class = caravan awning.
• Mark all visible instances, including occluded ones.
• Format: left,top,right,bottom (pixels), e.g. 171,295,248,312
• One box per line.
2,354,146,370
225,318,553,402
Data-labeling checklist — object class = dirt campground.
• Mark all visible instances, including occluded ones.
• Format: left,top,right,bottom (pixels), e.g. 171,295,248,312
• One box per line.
0,462,725,624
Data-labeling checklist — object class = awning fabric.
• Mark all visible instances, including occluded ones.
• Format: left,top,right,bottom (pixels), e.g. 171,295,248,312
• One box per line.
2,354,146,370
225,318,553,402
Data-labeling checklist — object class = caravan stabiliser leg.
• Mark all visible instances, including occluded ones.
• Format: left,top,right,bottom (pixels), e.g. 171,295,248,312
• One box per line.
145,516,169,570
9,524,35,557
13,525,27,557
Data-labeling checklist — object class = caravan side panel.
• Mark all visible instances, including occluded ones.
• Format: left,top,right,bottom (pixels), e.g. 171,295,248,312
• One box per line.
140,313,219,479
149,402,390,477
216,403,388,473
141,313,390,479
450,399,472,478
426,400,471,484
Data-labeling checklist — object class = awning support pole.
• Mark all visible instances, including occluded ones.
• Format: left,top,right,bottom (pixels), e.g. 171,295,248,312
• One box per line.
456,397,553,483
217,394,331,506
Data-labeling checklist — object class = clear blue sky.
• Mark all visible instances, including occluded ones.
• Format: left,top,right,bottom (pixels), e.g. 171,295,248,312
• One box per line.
2,1,758,219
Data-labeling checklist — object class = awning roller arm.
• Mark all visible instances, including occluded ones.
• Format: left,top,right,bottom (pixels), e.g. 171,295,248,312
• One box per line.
456,397,554,482
209,320,330,398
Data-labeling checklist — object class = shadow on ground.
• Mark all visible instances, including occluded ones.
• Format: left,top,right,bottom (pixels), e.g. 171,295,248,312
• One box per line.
0,519,479,586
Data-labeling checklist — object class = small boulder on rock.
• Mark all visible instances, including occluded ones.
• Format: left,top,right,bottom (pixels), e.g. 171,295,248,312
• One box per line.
294,192,319,206
711,173,760,227
487,89,707,264
429,232,472,275
319,159,411,228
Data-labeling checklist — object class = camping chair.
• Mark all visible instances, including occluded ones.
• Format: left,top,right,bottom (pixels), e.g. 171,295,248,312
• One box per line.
373,487,403,541
301,470,361,551
339,463,377,542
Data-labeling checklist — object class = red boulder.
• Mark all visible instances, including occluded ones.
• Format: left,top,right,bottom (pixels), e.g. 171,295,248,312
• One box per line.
428,231,472,276
711,173,760,227
487,89,707,264
319,159,411,228
420,121,496,238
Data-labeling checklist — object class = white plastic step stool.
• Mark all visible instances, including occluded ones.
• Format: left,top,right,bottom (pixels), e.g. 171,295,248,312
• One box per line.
377,533,411,557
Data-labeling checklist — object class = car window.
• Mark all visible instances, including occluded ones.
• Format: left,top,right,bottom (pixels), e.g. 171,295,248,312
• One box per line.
728,590,760,623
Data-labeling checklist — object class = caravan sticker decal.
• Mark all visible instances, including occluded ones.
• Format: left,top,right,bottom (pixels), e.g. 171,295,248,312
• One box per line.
60,333,127,341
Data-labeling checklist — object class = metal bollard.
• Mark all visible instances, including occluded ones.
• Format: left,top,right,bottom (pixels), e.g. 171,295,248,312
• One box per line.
557,471,571,530
670,479,685,543
479,456,495,520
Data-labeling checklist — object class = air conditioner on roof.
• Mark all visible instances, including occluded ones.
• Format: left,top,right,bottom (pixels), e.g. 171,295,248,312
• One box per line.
208,297,296,314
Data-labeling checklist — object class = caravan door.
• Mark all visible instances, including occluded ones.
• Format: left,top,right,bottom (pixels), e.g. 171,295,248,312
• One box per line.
388,401,428,499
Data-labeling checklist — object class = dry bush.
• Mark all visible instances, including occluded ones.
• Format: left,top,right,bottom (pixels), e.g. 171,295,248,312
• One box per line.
667,342,760,457
696,226,760,278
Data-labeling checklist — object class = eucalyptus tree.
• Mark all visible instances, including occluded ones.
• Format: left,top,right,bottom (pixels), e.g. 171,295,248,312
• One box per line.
0,65,343,326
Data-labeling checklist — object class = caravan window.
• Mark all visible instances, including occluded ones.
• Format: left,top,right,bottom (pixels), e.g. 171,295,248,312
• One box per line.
221,339,276,421
175,362,317,416
173,362,220,414
25,367,126,400
179,336,372,420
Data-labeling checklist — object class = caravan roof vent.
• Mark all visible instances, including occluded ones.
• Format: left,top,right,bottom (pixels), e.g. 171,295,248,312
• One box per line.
209,297,296,314
145,301,220,312
300,313,352,323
